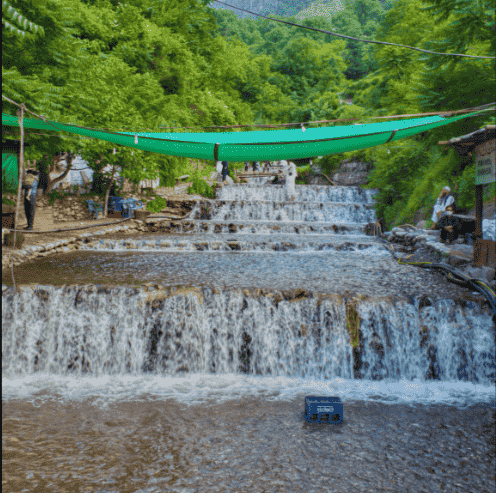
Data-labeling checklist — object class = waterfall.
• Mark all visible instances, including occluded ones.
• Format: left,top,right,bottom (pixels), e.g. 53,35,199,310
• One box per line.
2,183,494,407
3,286,493,383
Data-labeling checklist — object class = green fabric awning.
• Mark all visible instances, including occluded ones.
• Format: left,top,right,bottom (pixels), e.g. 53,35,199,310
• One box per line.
2,152,18,188
1,111,487,161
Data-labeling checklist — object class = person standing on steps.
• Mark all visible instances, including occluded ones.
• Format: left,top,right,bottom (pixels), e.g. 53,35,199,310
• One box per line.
286,161,297,201
429,186,455,230
22,169,39,230
221,161,229,182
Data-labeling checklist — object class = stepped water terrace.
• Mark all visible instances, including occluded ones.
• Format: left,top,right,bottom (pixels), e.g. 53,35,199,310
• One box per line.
2,182,495,492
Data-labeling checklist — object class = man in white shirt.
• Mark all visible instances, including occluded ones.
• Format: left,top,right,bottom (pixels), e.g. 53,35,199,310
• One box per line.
429,186,455,230
286,161,297,201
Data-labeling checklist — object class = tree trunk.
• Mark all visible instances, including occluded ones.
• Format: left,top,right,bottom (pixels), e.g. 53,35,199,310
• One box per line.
46,153,74,192
103,164,117,218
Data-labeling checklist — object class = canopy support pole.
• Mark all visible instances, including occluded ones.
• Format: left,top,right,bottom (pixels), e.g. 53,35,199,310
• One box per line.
14,104,26,249
385,129,399,143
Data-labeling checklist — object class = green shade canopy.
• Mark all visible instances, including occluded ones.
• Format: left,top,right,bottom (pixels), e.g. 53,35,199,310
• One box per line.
2,152,18,188
2,111,487,161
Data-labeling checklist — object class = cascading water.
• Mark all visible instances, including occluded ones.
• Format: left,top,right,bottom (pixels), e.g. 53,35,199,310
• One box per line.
2,182,494,492
3,182,494,402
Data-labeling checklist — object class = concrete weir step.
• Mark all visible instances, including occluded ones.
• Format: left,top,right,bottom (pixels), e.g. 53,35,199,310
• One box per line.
144,219,372,235
80,233,391,255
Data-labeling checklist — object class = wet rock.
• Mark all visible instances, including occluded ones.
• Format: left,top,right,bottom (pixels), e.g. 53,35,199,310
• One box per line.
363,222,381,237
465,266,495,283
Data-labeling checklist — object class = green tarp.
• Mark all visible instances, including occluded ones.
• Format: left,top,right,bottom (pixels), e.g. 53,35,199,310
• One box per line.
2,152,18,188
1,110,489,161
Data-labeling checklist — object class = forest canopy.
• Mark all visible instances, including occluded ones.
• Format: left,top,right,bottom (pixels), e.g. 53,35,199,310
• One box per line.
2,0,495,227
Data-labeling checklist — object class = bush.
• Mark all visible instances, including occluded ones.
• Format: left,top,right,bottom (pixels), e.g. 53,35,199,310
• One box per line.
46,188,68,205
4,232,25,248
187,177,215,198
187,164,215,198
145,196,168,213
2,197,16,208
160,174,176,188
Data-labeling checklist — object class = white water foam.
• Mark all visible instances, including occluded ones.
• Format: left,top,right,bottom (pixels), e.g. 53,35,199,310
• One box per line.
2,373,494,410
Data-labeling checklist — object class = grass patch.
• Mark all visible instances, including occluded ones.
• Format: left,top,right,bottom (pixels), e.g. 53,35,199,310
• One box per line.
345,299,361,348
4,232,25,248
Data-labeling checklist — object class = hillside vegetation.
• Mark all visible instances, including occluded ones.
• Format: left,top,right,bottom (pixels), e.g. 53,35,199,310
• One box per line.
2,0,494,227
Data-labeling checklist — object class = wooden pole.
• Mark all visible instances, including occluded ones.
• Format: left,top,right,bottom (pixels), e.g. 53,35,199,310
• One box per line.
475,184,483,238
473,183,484,267
13,104,26,249
103,164,117,218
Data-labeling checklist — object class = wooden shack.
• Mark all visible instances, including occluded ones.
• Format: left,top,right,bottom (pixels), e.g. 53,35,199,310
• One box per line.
439,125,495,267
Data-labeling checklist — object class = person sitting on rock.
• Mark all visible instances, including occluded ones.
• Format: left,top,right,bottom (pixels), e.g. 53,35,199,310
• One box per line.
429,186,455,230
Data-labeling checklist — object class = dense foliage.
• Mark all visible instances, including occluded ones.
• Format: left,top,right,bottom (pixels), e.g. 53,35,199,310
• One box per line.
2,0,494,225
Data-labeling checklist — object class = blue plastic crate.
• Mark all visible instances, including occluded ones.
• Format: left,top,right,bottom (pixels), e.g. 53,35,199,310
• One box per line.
305,396,343,424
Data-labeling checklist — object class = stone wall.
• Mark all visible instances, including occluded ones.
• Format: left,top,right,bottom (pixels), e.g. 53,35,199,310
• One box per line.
331,159,374,186
3,191,149,224
307,158,373,186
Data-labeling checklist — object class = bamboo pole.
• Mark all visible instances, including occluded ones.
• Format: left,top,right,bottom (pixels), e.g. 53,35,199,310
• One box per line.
13,104,26,248
11,104,26,290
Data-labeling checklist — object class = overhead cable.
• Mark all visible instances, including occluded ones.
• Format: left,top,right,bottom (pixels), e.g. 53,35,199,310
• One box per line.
213,0,495,59
4,94,494,135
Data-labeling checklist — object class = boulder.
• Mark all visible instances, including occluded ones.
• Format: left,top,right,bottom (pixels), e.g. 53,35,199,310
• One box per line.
332,160,374,186
464,265,496,283
416,220,427,230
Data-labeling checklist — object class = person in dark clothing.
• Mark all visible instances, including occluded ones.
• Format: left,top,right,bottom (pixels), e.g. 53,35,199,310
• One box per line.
244,162,249,172
36,154,50,195
252,161,260,172
22,170,39,230
221,161,229,182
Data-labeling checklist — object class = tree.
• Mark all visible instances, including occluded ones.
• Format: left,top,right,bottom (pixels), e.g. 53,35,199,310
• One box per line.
2,0,45,38
329,0,389,80
414,0,495,121
341,0,495,229
3,0,257,192
272,37,347,113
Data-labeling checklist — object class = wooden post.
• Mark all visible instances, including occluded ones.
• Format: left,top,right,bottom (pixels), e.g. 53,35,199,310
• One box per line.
13,104,26,247
473,133,495,266
474,184,483,239
103,164,117,218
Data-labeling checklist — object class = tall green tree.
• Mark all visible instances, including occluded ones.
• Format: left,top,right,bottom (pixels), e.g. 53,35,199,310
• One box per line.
329,0,389,80
3,0,257,192
414,0,495,119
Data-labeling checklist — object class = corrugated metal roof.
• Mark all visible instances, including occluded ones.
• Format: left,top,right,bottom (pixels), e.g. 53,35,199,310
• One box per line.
447,125,495,144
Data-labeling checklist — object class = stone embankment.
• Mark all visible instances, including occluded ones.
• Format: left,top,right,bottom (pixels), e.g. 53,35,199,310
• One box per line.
385,226,496,290
2,220,149,270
